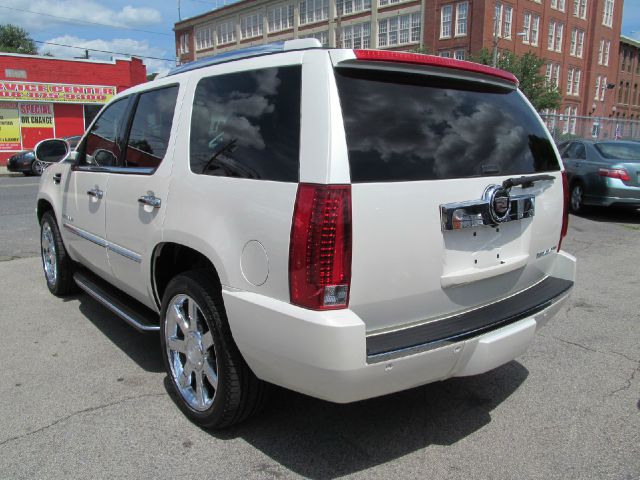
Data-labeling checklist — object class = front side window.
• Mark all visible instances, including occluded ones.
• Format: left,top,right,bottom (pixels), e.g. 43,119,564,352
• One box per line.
124,86,179,170
190,66,301,182
80,97,129,167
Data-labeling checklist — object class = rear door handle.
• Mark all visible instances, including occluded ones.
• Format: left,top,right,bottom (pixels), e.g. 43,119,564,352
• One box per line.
53,173,61,184
87,187,103,199
138,194,161,208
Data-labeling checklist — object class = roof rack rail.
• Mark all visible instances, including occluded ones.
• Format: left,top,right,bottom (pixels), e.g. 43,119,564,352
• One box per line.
166,38,322,77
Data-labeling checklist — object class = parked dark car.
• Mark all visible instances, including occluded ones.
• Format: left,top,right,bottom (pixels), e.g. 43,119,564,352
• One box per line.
559,140,640,213
6,135,81,176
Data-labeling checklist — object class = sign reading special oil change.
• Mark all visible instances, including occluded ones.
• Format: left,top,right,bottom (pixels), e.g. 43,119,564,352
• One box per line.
0,102,21,150
0,81,116,104
19,103,54,128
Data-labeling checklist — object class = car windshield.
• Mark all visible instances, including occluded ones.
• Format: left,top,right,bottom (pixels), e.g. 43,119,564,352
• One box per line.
595,142,640,160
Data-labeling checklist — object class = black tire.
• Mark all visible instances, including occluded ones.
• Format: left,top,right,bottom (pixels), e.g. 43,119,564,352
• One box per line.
570,182,587,214
160,269,268,429
31,160,45,176
40,211,77,296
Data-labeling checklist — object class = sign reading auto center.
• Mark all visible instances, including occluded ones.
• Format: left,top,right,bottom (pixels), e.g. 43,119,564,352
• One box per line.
0,53,146,165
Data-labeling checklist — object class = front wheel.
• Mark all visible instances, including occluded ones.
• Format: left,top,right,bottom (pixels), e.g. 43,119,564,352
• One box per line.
160,270,268,429
32,160,46,176
40,211,77,296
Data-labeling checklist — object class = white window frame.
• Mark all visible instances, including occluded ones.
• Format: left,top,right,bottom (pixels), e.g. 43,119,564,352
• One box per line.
573,69,581,96
531,15,540,46
503,5,512,39
378,13,421,48
494,3,502,38
240,12,263,39
548,21,556,51
340,21,371,49
567,67,574,95
300,29,329,46
299,0,329,26
601,76,607,101
553,64,560,88
604,41,610,66
336,0,371,15
179,33,190,54
522,13,531,44
216,20,236,45
570,28,577,55
602,0,614,27
268,4,294,33
195,25,213,51
595,75,601,101
555,22,563,52
440,5,453,39
454,49,466,60
455,2,468,37
576,30,584,57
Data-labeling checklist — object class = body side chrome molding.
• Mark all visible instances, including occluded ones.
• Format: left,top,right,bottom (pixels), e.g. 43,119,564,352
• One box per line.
63,223,142,263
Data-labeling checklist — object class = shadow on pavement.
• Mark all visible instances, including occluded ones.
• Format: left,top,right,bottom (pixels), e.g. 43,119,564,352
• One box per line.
76,295,164,373
571,207,640,225
206,361,529,479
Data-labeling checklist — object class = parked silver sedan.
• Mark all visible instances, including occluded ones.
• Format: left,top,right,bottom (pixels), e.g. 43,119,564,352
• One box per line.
559,140,640,213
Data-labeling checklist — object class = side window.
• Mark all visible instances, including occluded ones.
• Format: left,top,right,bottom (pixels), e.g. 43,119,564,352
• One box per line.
81,98,129,167
190,66,301,182
124,86,179,170
575,143,586,160
563,142,578,158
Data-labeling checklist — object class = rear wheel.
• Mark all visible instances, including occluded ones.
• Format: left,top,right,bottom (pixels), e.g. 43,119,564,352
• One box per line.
160,270,267,429
31,160,45,176
40,211,77,296
570,183,586,214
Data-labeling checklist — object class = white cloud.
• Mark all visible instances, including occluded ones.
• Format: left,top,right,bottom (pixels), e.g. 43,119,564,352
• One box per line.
41,35,173,74
3,0,163,30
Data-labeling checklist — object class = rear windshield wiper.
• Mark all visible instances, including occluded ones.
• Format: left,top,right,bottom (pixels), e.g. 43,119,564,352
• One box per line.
502,174,555,189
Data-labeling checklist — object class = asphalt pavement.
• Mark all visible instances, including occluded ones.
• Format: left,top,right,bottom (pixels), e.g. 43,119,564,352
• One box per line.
0,177,638,479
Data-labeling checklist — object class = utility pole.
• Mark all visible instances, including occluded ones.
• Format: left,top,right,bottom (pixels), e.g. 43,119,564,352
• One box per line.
492,11,499,67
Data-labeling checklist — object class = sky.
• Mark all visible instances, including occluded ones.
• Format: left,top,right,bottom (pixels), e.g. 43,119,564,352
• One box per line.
1,0,639,75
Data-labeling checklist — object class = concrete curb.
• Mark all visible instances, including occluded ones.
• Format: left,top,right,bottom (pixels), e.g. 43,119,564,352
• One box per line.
0,168,24,178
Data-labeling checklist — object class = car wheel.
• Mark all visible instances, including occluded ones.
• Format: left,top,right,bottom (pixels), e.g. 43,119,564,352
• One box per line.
160,270,268,429
31,160,45,176
40,211,77,296
570,183,586,214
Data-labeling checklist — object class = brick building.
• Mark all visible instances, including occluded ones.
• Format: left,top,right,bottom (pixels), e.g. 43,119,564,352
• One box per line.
615,35,640,120
0,53,146,165
174,0,624,123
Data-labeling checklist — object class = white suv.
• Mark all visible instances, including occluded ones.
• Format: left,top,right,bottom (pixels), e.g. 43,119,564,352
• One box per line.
35,40,576,429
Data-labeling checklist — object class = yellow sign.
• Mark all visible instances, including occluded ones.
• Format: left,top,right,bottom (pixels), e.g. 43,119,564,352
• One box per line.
0,102,21,150
0,81,116,104
19,103,54,128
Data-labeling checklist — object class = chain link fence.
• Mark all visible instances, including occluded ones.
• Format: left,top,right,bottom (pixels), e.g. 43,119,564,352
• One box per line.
538,114,640,144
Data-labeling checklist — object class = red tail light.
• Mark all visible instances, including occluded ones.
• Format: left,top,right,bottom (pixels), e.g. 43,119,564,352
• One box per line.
598,168,630,181
353,49,519,86
559,171,569,251
289,184,352,310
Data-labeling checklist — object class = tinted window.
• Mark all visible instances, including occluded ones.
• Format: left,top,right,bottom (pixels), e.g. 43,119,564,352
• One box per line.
564,142,581,158
83,105,102,130
595,142,640,160
81,98,129,167
335,69,560,183
124,86,179,169
575,144,586,159
190,66,301,182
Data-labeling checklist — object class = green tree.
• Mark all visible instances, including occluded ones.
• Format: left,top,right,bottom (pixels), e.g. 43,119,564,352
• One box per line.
0,24,37,55
470,48,561,111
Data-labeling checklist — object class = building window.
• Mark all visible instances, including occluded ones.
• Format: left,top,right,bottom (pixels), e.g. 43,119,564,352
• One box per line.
551,0,566,11
522,12,531,44
621,49,627,71
573,0,587,19
454,49,466,60
570,28,584,57
299,0,329,25
548,20,563,52
566,68,574,95
563,106,577,134
545,62,561,88
566,67,581,96
240,13,263,39
494,3,512,39
602,0,614,27
216,20,236,45
595,75,601,101
379,0,402,5
378,13,421,47
523,13,540,46
441,5,452,39
439,51,452,58
601,76,607,100
179,33,190,54
531,15,540,46
456,2,468,36
340,21,371,48
336,0,371,15
268,4,294,33
301,30,329,46
195,25,213,51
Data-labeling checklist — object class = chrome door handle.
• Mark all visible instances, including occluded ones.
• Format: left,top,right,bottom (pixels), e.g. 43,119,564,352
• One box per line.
87,187,103,199
138,195,161,208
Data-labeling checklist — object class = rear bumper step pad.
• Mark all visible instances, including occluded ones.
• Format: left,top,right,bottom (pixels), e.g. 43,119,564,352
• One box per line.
366,276,573,358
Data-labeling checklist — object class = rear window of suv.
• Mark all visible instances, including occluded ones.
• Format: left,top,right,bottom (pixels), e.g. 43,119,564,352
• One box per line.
190,66,301,182
335,68,560,183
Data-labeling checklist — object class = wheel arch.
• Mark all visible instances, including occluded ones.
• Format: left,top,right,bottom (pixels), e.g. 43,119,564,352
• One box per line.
152,242,224,309
37,198,55,223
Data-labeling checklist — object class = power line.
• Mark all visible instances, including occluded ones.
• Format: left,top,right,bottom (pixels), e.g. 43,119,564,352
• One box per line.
0,4,171,36
34,40,175,63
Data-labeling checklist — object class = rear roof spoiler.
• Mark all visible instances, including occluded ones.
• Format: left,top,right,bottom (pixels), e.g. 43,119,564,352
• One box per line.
347,49,519,86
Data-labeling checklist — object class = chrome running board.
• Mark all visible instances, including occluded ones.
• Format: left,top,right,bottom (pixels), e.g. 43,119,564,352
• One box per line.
73,270,160,332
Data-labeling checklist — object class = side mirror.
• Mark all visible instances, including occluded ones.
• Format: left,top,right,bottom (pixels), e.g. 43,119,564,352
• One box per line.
35,138,70,164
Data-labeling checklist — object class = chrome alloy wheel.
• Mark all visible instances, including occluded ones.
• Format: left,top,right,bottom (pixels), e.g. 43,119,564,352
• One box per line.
33,160,45,176
165,294,218,411
41,222,57,285
571,184,583,212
